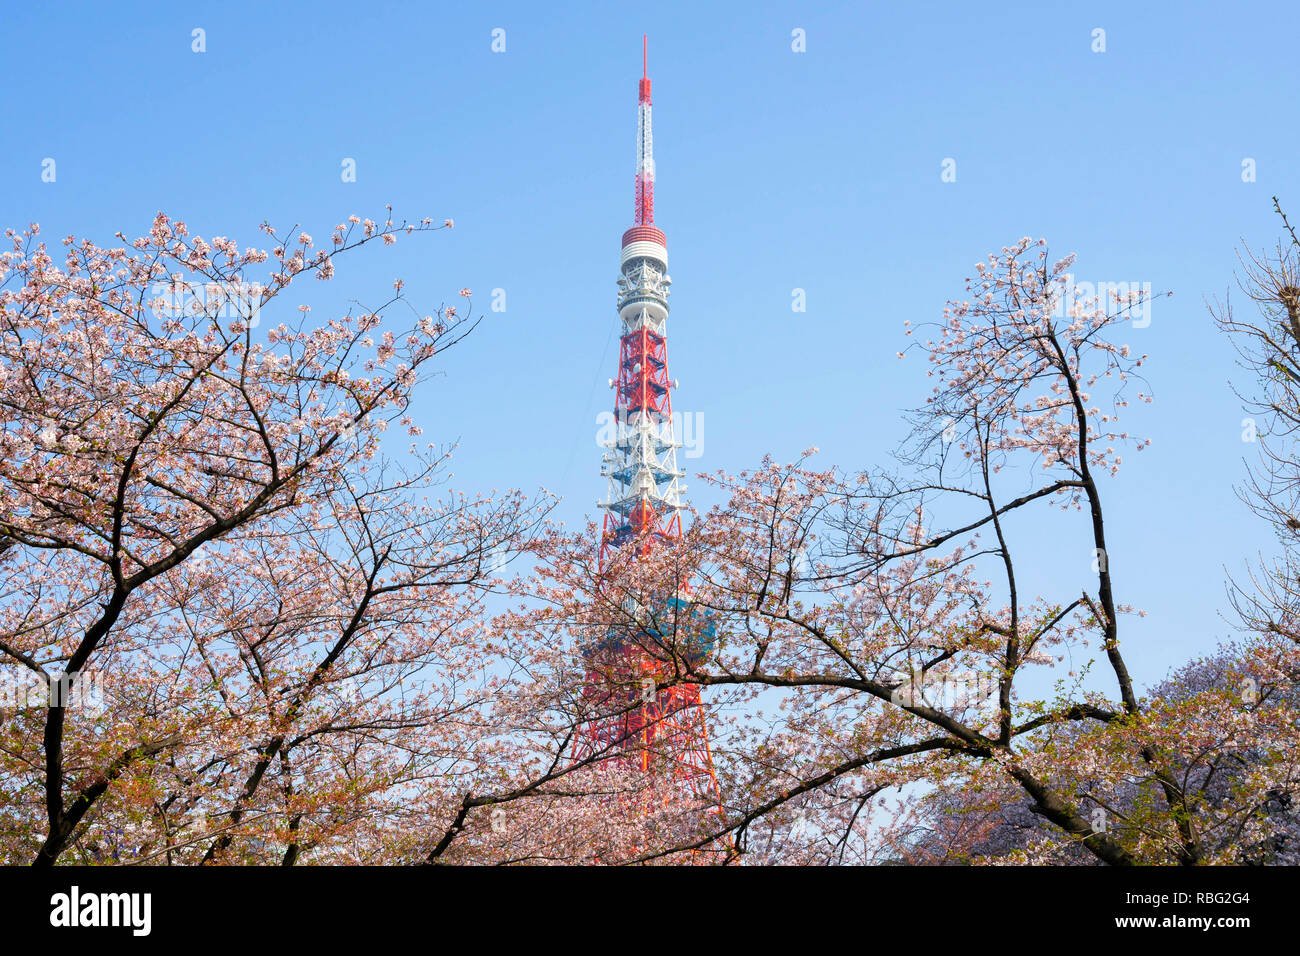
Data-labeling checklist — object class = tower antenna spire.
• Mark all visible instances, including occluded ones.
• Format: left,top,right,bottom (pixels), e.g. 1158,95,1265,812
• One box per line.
635,36,654,224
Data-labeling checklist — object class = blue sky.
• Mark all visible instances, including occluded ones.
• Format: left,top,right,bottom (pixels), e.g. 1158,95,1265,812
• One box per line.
4,0,1298,689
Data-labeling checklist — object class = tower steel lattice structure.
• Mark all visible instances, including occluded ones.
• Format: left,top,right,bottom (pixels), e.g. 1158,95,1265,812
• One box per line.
572,39,722,809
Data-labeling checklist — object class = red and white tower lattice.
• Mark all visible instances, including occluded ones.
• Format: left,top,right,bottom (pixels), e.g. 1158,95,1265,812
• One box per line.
572,38,722,808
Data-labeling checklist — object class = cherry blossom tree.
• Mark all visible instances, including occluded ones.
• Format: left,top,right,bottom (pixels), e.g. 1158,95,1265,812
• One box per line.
514,237,1283,865
896,645,1300,864
0,211,579,865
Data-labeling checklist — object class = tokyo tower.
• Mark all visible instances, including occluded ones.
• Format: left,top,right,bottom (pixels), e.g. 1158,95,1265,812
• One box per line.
572,37,722,810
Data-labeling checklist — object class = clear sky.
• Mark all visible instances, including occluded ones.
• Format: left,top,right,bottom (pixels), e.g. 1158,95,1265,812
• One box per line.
4,1,1298,690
